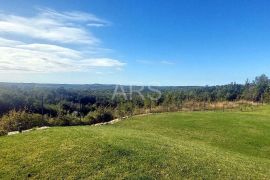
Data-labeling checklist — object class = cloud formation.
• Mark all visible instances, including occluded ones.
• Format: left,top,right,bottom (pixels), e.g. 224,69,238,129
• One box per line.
136,60,175,65
160,60,175,65
0,9,124,73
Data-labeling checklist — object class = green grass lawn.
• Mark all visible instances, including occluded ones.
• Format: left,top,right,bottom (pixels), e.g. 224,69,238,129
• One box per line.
1,107,270,179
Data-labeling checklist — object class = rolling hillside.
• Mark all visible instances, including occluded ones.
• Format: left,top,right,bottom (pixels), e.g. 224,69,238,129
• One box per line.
1,107,270,179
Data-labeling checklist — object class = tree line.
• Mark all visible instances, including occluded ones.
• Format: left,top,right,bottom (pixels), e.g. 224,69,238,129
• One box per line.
0,74,269,135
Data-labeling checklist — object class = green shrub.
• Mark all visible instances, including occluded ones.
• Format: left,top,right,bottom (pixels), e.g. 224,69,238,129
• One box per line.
83,111,98,125
0,127,7,136
48,114,81,126
0,110,44,132
83,109,114,125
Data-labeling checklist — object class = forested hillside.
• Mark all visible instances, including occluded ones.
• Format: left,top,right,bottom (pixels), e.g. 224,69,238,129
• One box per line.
1,74,269,115
0,74,269,135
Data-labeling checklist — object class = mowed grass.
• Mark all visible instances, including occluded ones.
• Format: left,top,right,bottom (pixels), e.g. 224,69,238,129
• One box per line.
1,107,270,179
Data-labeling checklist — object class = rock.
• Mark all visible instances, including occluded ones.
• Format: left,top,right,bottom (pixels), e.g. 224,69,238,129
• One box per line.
8,131,19,136
7,126,50,136
36,126,50,130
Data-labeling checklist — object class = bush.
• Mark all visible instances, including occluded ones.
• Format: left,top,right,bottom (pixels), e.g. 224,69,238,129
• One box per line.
48,114,81,126
0,127,7,136
0,109,114,135
0,110,44,133
83,109,114,125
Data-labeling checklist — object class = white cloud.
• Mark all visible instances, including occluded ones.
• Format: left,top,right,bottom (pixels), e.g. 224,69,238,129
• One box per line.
0,8,109,44
0,11,99,44
0,37,24,46
0,38,125,72
80,58,125,68
160,60,174,65
0,9,125,73
17,43,82,59
136,60,175,65
39,8,110,25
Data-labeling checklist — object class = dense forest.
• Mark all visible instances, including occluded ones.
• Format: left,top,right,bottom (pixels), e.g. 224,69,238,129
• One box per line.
0,74,270,135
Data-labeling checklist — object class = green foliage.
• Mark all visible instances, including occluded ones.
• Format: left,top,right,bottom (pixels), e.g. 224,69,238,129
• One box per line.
83,109,114,125
0,110,43,133
48,114,81,126
0,74,270,134
0,127,7,136
254,74,269,99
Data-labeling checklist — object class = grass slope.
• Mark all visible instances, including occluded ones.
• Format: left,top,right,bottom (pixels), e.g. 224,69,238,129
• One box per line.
1,107,270,179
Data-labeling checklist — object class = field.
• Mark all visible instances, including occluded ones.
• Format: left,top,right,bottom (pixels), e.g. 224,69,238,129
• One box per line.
1,107,270,179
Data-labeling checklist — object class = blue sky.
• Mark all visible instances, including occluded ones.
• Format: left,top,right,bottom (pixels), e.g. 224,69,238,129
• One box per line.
0,0,270,85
